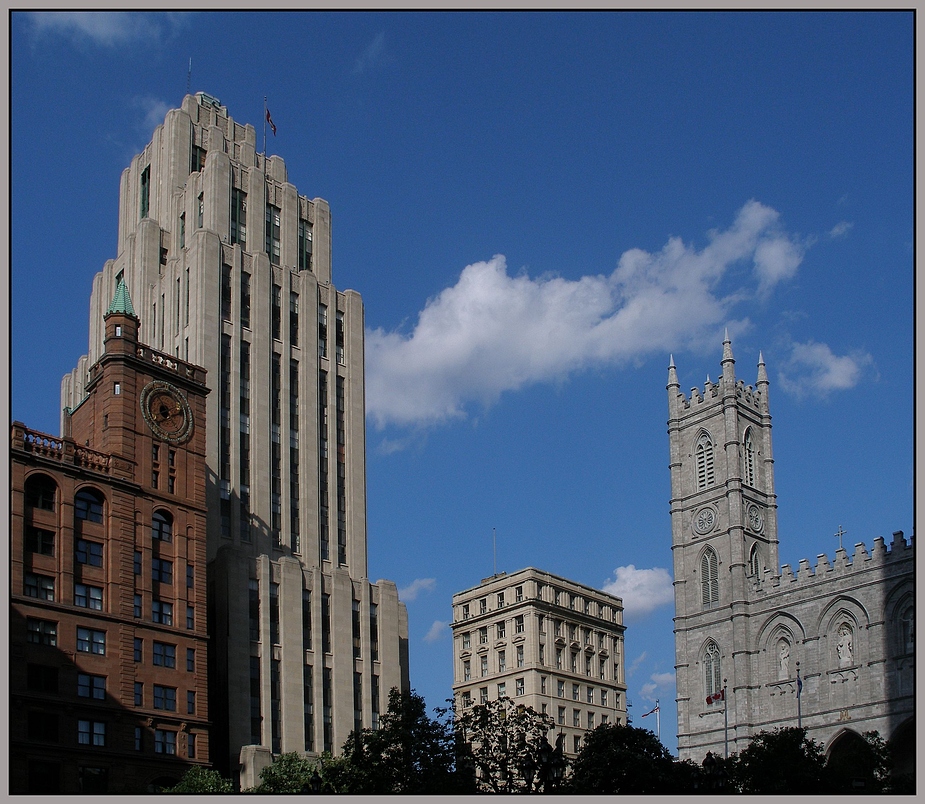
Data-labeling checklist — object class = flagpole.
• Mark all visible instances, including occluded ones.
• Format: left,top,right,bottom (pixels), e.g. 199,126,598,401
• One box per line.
723,679,728,759
655,699,660,741
796,661,802,728
263,96,267,157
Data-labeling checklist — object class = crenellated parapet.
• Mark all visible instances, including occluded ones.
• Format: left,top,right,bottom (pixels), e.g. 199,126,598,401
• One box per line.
754,530,913,593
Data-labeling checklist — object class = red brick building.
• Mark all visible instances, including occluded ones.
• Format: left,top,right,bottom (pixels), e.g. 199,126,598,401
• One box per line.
10,281,212,793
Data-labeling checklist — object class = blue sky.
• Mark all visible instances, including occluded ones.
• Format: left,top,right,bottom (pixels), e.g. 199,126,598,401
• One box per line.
10,11,914,753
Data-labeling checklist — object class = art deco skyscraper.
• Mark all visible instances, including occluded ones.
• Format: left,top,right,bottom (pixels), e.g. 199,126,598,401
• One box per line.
62,92,409,784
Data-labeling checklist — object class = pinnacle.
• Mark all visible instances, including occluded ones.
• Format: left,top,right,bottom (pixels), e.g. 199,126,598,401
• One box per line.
105,277,137,318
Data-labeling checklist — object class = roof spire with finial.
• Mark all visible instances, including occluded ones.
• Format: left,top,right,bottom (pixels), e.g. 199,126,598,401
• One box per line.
668,354,679,388
106,277,137,317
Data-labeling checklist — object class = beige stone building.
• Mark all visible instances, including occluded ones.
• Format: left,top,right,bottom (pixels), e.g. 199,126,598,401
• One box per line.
61,92,409,786
451,568,628,756
668,335,914,769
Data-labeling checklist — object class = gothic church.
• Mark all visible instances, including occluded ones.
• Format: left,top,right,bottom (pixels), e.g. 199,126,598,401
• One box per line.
667,334,913,769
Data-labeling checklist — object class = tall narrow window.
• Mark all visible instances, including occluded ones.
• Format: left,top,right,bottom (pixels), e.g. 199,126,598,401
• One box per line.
298,218,313,272
335,311,345,365
197,193,203,228
240,272,251,328
704,640,722,700
743,428,756,486
290,359,300,553
319,371,329,561
695,431,715,489
701,547,719,608
290,292,299,344
748,543,760,577
265,204,281,265
221,264,232,322
249,656,261,745
231,188,247,248
318,304,328,359
179,213,186,249
272,285,282,341
140,166,150,219
304,665,314,752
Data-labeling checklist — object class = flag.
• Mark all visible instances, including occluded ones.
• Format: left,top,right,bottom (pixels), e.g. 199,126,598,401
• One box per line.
706,689,725,705
641,704,660,718
266,107,277,136
797,675,803,698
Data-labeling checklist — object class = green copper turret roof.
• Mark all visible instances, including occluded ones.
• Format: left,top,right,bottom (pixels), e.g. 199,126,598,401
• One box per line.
106,277,136,317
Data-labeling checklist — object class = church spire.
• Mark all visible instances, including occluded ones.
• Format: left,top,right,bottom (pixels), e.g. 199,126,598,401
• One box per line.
668,354,679,388
721,328,736,384
105,277,137,318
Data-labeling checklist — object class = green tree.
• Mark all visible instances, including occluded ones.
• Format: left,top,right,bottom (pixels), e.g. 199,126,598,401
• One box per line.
250,751,319,794
730,727,827,794
337,688,468,794
451,696,557,793
567,722,680,794
163,766,235,794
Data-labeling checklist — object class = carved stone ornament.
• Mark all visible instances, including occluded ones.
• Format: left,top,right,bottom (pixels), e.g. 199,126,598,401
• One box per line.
747,503,764,533
693,506,717,535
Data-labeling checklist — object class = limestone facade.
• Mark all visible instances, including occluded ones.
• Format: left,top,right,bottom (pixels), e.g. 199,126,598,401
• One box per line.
451,568,628,756
61,92,409,784
668,336,914,764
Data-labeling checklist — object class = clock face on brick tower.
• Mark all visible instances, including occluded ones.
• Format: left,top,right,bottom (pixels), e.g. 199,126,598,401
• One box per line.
141,381,193,443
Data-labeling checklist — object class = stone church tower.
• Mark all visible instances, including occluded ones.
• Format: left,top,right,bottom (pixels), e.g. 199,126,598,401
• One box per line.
668,335,914,767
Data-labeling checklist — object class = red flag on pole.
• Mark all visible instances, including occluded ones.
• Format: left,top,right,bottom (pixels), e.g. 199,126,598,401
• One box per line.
705,689,725,705
641,704,660,718
266,107,277,136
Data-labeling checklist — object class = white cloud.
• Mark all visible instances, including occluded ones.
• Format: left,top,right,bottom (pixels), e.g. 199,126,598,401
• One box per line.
353,31,387,74
28,11,188,48
132,96,173,133
366,200,805,428
601,565,674,621
627,652,648,677
828,221,854,239
423,620,449,643
639,671,676,701
398,577,436,602
778,340,875,399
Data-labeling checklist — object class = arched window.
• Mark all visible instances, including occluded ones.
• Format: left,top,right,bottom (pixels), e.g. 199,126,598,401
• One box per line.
75,489,104,523
152,510,173,543
695,432,715,489
748,543,761,577
900,606,914,654
25,474,57,512
701,547,719,608
743,428,756,486
703,641,722,699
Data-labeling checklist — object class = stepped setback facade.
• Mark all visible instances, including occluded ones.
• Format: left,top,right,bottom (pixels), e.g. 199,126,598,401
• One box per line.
667,335,913,769
61,92,409,785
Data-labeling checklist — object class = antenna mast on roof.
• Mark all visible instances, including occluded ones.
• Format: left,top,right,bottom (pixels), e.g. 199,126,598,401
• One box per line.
493,528,497,576
187,58,191,95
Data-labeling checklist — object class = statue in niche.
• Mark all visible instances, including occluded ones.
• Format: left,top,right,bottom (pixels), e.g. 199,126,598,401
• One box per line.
836,623,853,667
777,639,790,680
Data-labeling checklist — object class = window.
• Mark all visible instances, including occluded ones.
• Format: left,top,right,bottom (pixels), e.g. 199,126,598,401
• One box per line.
696,431,716,489
574,735,581,753
75,489,104,523
74,583,103,610
197,193,203,228
586,686,594,703
539,644,545,665
557,706,565,725
569,624,577,641
585,655,593,677
588,711,595,729
515,615,525,634
463,660,471,681
318,304,328,358
557,680,565,698
462,632,471,649
572,708,581,727
179,212,185,248
25,475,57,511
515,585,524,602
77,628,105,655
134,682,143,706
78,720,106,747
188,733,197,758
541,676,547,694
152,600,173,625
152,558,173,584
461,691,472,708
152,510,173,542
480,687,489,705
516,645,524,667
27,664,58,692
479,598,487,615
241,272,251,328
265,204,281,265
221,263,232,321
601,689,608,707
290,292,300,343
134,726,143,751
498,651,506,672
480,655,488,678
298,218,313,271
140,165,150,219
555,648,563,669
497,682,506,698
79,766,108,794
479,627,488,645
153,641,176,668
572,683,580,700
497,592,505,608
571,651,578,673
154,685,176,711
901,606,914,654
748,544,761,577
134,551,142,575
701,547,719,607
704,640,722,700
134,638,143,662
24,573,55,601
25,527,55,556
515,677,525,696
75,672,105,699
497,621,506,639
231,188,247,248
187,647,195,672
743,428,756,486
155,729,176,755
187,605,194,630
